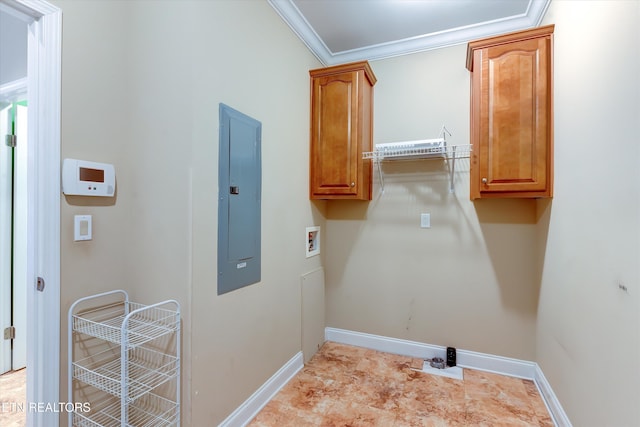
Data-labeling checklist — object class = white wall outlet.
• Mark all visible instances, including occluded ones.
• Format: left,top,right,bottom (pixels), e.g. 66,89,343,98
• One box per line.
74,215,92,241
420,213,431,228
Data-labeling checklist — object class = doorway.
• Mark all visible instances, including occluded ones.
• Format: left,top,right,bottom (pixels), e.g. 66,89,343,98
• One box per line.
0,1,61,426
1,8,29,427
0,96,28,376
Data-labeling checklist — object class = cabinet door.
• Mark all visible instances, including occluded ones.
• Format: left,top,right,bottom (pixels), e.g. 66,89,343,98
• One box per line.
310,71,360,198
473,36,551,198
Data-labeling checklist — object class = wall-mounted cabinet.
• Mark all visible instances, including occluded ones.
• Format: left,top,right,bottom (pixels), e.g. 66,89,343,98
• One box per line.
309,61,376,200
467,25,554,200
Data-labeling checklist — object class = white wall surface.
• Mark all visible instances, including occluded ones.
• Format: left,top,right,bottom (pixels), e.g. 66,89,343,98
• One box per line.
537,1,640,426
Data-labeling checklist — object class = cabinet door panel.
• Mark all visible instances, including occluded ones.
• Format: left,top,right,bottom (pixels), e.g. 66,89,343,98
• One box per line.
479,37,550,193
468,26,553,200
311,72,358,196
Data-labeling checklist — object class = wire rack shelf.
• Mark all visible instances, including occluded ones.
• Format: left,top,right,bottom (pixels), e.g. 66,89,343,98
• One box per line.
73,302,179,348
72,393,178,427
73,347,179,402
68,290,180,427
362,126,471,193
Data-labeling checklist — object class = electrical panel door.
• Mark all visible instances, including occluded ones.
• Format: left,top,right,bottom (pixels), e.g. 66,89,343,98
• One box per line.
218,104,261,295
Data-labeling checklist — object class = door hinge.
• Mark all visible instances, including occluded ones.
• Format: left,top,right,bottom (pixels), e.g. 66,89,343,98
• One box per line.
5,134,16,148
3,326,15,340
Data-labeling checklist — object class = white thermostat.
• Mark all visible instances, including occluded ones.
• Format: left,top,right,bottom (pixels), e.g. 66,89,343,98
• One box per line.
62,158,115,197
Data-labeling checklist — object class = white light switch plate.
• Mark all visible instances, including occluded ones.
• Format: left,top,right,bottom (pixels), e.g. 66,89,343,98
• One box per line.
420,213,431,228
74,215,92,241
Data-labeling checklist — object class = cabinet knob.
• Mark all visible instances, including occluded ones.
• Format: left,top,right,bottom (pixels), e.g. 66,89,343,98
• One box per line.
482,178,488,184
351,182,355,187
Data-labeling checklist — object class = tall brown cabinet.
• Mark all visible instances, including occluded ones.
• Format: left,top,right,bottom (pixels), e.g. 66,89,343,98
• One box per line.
467,25,554,200
309,61,376,200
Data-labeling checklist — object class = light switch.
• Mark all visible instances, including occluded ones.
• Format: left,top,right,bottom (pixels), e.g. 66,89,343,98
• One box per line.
74,215,92,241
420,213,431,228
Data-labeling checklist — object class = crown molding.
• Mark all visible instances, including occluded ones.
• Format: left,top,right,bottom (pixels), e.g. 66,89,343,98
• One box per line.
268,0,551,66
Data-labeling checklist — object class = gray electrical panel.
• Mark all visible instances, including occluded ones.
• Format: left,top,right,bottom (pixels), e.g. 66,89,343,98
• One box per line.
217,104,261,295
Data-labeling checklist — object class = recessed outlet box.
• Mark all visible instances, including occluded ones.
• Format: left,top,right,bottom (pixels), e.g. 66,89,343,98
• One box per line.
306,226,320,257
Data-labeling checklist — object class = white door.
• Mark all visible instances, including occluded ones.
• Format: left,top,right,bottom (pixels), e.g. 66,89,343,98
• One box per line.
0,103,12,374
13,103,27,370
0,102,27,374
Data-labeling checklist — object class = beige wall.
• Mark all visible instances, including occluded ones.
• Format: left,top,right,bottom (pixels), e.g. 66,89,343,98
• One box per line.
325,2,640,425
537,1,640,426
56,0,323,425
325,45,541,360
56,0,640,426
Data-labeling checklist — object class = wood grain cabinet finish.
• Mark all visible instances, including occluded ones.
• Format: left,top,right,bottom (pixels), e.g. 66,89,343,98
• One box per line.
309,61,376,200
467,25,554,200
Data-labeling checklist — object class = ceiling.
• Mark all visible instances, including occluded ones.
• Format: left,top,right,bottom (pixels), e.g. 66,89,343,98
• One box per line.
268,0,551,65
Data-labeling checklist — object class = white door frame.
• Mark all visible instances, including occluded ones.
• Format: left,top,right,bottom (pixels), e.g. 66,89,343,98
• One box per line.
0,1,61,426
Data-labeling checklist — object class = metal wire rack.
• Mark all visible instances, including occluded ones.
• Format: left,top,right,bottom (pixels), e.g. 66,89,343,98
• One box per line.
72,302,179,348
362,126,472,193
73,346,179,402
72,393,178,427
362,141,471,161
68,290,180,427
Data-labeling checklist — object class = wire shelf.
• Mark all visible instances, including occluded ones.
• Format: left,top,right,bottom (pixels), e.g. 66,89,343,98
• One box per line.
73,346,179,402
69,291,181,427
73,302,179,348
72,393,179,427
360,126,471,193
363,143,472,161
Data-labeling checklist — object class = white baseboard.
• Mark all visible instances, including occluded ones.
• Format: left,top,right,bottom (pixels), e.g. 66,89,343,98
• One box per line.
456,347,536,379
535,365,573,427
218,351,304,427
325,327,571,427
325,327,536,378
325,327,444,360
218,329,571,427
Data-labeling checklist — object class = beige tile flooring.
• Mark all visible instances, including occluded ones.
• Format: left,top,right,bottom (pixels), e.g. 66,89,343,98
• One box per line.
0,368,26,427
249,342,554,427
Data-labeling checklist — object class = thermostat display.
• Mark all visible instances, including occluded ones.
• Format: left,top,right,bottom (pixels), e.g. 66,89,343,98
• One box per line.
79,167,104,183
62,158,115,197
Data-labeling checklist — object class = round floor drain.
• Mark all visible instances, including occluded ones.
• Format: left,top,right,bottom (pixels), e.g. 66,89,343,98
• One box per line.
429,357,446,369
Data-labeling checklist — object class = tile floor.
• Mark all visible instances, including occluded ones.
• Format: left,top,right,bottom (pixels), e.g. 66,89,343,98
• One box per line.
249,342,554,427
0,368,26,427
